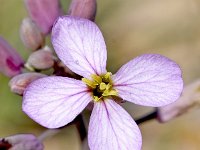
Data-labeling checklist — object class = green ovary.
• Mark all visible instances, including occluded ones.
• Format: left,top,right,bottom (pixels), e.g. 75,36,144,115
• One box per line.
82,72,117,102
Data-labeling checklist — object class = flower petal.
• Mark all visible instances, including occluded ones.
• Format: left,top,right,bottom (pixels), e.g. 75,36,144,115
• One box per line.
23,76,92,128
52,16,107,78
88,99,142,150
113,54,183,107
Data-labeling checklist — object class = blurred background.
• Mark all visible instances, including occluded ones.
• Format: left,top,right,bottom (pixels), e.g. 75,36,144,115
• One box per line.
1,0,200,149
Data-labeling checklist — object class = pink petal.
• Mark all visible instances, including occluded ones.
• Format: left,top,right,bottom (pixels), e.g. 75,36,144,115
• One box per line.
113,54,183,107
88,99,142,150
52,16,107,78
23,76,92,128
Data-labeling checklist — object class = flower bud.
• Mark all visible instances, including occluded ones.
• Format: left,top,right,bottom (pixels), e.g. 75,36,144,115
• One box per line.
56,61,75,76
68,0,97,21
0,36,23,77
25,46,54,70
24,0,62,34
158,79,200,123
9,72,47,95
20,18,45,51
0,134,43,150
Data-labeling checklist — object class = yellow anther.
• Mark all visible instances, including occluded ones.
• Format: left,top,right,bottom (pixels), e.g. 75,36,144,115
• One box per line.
105,83,111,90
94,96,103,102
82,78,96,89
108,90,118,96
91,74,102,84
103,72,112,82
102,89,117,97
93,96,99,102
100,83,107,91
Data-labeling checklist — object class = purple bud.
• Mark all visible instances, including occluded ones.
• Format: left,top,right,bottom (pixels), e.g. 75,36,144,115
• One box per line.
25,46,54,70
9,72,47,95
0,36,23,77
68,0,97,21
20,18,45,51
24,0,61,34
0,134,44,150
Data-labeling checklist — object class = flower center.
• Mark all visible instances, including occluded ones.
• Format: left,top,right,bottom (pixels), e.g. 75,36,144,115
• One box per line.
82,72,117,102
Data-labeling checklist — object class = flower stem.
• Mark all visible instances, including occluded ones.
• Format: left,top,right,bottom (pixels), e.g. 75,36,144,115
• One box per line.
135,109,157,125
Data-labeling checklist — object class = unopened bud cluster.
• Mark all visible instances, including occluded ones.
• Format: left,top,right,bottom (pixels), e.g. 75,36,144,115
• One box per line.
0,0,97,93
5,0,97,95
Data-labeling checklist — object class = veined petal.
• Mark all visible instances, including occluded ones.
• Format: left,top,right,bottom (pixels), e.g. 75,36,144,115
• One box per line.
88,99,142,150
23,76,92,128
113,54,183,107
52,16,107,78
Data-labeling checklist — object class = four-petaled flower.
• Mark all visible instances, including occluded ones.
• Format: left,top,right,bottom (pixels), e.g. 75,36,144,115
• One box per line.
22,16,183,150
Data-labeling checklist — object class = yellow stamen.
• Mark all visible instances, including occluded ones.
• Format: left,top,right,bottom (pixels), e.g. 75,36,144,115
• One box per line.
100,83,106,91
102,72,112,83
102,89,117,97
105,83,111,90
94,96,100,102
91,74,102,84
82,72,118,102
82,78,96,89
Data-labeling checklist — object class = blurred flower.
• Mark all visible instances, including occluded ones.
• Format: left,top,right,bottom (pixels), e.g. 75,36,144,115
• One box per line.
20,18,45,51
9,72,47,95
24,0,61,34
68,0,97,21
22,16,183,150
25,46,54,70
158,79,200,123
0,134,43,150
0,36,23,77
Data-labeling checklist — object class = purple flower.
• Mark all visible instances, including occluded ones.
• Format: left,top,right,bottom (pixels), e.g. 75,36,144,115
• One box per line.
0,36,23,77
22,16,183,150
